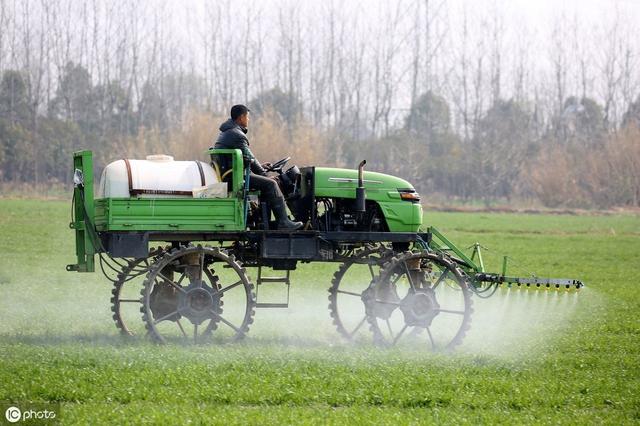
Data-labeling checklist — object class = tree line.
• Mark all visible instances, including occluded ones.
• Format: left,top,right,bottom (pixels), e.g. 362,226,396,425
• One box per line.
0,0,639,208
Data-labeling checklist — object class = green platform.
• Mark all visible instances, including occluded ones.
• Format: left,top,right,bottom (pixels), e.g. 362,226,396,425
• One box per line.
94,197,244,232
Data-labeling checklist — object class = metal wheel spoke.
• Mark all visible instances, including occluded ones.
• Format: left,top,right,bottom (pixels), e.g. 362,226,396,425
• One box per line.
213,280,242,296
375,299,401,306
153,310,179,324
210,310,245,337
392,324,409,345
437,308,466,315
176,272,186,286
368,263,376,279
402,261,417,291
176,319,188,338
336,289,362,298
426,327,436,350
118,299,141,303
204,268,217,286
431,269,449,291
385,319,395,339
157,271,187,294
348,316,367,337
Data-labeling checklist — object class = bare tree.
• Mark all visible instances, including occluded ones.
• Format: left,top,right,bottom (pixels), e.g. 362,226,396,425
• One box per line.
550,15,569,139
450,3,472,141
489,3,503,104
598,9,622,132
0,0,8,76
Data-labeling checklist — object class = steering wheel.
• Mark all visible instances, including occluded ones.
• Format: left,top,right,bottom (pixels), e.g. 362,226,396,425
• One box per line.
266,157,290,172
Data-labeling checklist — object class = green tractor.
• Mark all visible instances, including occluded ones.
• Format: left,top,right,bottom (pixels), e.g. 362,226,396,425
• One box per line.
68,149,582,349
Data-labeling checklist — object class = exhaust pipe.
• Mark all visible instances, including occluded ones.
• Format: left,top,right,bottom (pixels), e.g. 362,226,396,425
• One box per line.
356,160,366,212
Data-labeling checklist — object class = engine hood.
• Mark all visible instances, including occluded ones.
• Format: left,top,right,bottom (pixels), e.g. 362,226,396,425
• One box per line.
313,167,415,199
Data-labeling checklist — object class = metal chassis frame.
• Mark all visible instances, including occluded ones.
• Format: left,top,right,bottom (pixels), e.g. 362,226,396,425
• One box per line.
98,229,431,263
145,230,431,244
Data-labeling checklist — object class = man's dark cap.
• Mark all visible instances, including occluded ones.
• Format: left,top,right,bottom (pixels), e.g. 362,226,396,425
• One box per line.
231,104,250,121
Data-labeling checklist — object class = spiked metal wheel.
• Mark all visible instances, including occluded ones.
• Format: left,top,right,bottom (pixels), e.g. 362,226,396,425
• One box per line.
362,251,473,351
111,246,166,336
328,245,393,341
141,244,256,344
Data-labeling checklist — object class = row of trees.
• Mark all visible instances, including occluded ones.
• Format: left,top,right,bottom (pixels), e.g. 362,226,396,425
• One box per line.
359,92,640,207
0,0,639,208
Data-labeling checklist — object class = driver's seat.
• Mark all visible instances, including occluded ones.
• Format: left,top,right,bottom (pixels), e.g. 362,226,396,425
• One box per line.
210,159,236,195
211,160,232,183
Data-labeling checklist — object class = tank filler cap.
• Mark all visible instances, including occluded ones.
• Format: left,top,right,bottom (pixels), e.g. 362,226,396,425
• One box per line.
146,154,174,162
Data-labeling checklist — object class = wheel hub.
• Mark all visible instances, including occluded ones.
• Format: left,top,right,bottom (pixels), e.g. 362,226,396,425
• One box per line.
400,288,440,327
362,282,401,320
178,280,221,326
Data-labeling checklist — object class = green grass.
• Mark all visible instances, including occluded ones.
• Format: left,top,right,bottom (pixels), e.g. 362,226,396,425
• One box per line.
0,199,639,425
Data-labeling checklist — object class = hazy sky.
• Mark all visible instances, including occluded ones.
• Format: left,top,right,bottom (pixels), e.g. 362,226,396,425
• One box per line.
445,0,640,31
182,0,640,28
506,0,640,19
173,0,640,46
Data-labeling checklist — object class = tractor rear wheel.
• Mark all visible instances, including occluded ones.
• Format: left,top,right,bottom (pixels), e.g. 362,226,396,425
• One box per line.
328,244,393,341
363,251,473,351
141,244,256,344
111,246,166,336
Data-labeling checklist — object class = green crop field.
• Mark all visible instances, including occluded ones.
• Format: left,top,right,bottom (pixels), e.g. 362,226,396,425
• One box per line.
0,199,638,425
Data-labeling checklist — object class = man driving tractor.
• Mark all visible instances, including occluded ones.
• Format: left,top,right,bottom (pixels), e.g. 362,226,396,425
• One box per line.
213,104,303,230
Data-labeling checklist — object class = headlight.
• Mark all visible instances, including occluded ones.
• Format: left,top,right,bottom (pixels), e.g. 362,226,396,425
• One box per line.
398,188,420,202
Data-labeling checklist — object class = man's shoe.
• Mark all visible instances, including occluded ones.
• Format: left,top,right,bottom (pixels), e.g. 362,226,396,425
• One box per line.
272,199,303,230
278,217,304,230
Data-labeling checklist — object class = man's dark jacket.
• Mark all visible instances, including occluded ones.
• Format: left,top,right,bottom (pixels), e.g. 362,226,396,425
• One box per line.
212,119,266,176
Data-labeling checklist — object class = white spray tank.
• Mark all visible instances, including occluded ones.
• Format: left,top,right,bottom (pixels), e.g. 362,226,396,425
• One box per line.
97,155,225,199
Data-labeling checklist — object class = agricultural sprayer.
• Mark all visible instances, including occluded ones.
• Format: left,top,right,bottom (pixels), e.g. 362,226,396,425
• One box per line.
67,149,583,350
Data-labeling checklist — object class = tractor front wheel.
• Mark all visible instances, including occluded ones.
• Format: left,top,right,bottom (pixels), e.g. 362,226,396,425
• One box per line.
363,251,473,351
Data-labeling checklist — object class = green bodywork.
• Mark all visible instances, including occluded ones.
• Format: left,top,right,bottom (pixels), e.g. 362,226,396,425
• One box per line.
314,167,422,232
68,149,424,272
79,150,422,234
68,150,96,272
94,198,244,232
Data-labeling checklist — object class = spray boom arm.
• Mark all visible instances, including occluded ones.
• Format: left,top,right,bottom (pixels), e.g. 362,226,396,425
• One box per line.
425,226,584,292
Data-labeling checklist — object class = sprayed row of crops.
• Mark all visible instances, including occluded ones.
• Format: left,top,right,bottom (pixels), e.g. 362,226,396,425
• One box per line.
0,199,638,424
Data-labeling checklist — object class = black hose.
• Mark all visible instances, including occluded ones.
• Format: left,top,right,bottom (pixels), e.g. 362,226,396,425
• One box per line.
99,254,120,283
468,281,500,298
